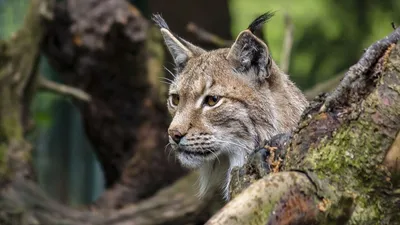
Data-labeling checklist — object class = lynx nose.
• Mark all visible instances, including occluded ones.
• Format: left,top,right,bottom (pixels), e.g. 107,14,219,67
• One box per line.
169,129,185,144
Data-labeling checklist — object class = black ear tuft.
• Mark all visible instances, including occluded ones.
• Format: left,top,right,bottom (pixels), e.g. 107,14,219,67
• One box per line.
152,13,170,30
151,13,206,72
248,11,275,33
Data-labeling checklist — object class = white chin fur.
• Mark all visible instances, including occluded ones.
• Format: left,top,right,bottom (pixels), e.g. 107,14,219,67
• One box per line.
176,152,205,169
174,139,250,201
176,150,220,169
197,150,247,201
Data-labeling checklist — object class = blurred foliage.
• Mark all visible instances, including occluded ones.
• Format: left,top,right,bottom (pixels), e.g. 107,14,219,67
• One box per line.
229,0,400,89
0,0,28,39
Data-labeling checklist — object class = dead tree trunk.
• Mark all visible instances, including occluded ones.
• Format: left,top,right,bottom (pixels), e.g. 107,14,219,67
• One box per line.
41,0,188,207
0,0,399,224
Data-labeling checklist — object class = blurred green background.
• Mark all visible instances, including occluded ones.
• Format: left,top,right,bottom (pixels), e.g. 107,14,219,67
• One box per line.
0,0,398,205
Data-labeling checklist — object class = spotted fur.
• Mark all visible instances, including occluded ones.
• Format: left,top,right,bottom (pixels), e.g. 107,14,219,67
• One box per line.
153,13,308,200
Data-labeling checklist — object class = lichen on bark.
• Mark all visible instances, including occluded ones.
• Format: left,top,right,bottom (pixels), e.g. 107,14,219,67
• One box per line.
0,0,46,184
222,28,400,225
284,44,400,224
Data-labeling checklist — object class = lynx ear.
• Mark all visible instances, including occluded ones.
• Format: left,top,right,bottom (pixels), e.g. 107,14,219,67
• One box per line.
152,14,205,72
227,12,274,83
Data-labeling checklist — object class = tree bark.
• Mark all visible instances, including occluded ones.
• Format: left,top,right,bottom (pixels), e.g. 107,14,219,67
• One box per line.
41,0,187,207
0,0,46,186
211,27,400,225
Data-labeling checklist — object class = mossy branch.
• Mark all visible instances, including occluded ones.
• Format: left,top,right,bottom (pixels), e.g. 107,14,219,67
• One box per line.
215,26,400,224
206,172,322,225
0,0,50,182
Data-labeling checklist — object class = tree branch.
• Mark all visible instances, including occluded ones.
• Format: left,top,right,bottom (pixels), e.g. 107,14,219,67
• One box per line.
206,172,321,225
0,172,221,225
213,27,400,224
280,13,294,73
37,76,91,102
320,26,400,112
42,0,187,199
304,72,344,100
186,22,233,47
0,0,50,183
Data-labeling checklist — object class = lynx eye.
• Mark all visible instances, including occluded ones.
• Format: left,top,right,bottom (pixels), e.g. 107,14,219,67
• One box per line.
204,95,220,107
170,94,180,106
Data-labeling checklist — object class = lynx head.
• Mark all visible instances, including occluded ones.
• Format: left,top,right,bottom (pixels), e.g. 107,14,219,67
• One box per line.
153,13,307,200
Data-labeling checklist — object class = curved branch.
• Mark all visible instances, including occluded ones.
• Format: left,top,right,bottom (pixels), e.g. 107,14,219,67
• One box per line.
1,172,219,225
304,72,344,100
320,26,400,111
211,27,400,224
206,172,324,225
38,76,91,101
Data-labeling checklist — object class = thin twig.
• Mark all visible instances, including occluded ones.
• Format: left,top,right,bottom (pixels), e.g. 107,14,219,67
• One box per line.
38,76,91,102
304,72,345,100
320,26,400,112
280,13,294,74
186,22,233,47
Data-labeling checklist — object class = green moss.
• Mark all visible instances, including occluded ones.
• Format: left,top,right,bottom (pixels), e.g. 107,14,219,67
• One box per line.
303,90,398,222
284,57,400,223
0,0,46,187
0,88,23,141
306,121,388,222
0,144,8,178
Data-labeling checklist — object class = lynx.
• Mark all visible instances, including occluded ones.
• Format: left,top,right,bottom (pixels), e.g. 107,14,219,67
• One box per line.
153,12,308,200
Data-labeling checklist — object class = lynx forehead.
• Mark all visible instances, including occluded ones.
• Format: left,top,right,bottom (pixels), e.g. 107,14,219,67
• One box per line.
153,12,308,200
